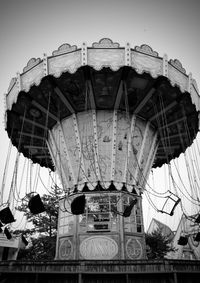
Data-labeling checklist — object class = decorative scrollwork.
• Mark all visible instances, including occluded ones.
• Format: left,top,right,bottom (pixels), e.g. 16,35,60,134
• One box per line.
135,44,159,57
52,43,77,56
23,58,41,73
169,59,186,74
59,239,72,259
92,38,120,48
126,238,143,259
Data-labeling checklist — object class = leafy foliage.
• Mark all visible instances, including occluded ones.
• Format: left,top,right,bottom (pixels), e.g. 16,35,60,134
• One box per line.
14,185,63,260
145,228,176,259
17,235,57,261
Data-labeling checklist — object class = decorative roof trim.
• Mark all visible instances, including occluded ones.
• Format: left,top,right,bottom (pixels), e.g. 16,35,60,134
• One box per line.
92,38,120,48
52,43,77,56
169,59,186,74
134,44,159,57
6,40,200,113
23,58,42,73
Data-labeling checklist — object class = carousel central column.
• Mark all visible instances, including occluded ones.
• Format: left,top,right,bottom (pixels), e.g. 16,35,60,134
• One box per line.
51,110,158,260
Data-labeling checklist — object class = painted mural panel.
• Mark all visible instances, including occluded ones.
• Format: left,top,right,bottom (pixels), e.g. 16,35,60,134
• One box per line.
126,117,144,184
50,112,155,190
137,125,155,184
79,235,119,260
7,82,19,110
48,50,81,77
125,236,144,259
168,64,188,92
88,49,124,71
58,237,74,260
77,111,96,183
131,52,162,78
96,111,113,181
115,112,130,183
21,62,44,92
62,117,83,183
49,128,72,188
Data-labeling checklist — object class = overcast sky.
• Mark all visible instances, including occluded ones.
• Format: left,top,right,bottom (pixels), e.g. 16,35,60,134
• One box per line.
0,0,200,230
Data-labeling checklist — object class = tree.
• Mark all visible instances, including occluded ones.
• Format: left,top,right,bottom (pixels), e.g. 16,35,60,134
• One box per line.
14,185,63,261
145,228,176,260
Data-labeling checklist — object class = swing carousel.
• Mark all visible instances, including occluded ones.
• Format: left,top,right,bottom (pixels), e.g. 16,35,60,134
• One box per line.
3,38,200,260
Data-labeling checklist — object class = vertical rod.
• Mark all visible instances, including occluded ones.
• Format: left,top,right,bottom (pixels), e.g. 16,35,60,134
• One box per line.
173,272,178,283
119,194,125,259
123,114,136,183
78,273,82,283
48,130,69,188
58,122,76,184
75,215,79,260
72,113,87,183
111,110,118,180
92,109,101,180
35,273,39,283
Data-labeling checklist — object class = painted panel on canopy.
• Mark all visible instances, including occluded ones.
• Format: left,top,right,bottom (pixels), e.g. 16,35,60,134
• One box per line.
137,125,155,183
127,118,144,184
51,126,73,188
88,49,124,71
189,79,200,111
131,51,162,78
114,112,130,182
168,64,188,92
61,116,84,184
96,110,113,181
21,62,44,92
47,133,67,187
48,50,82,77
6,82,19,110
76,111,96,183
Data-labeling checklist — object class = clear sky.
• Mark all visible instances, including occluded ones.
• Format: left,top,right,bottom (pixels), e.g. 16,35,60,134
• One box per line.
0,0,200,230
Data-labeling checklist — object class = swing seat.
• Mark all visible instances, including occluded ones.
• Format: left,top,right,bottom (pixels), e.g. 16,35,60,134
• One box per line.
178,236,188,246
0,207,15,224
71,195,86,215
123,198,137,217
194,232,200,242
28,194,45,214
4,227,12,240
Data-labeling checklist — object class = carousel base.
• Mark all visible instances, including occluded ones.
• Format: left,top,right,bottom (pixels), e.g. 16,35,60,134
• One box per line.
56,191,146,260
0,259,200,283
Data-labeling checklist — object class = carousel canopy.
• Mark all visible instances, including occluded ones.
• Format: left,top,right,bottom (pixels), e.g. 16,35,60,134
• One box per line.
5,38,200,171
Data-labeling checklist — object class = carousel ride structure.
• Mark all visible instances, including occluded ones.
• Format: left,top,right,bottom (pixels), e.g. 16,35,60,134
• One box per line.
4,38,200,260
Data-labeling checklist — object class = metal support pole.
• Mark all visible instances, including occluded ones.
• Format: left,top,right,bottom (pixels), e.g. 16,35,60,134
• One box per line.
173,272,178,283
35,273,39,283
78,273,82,283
